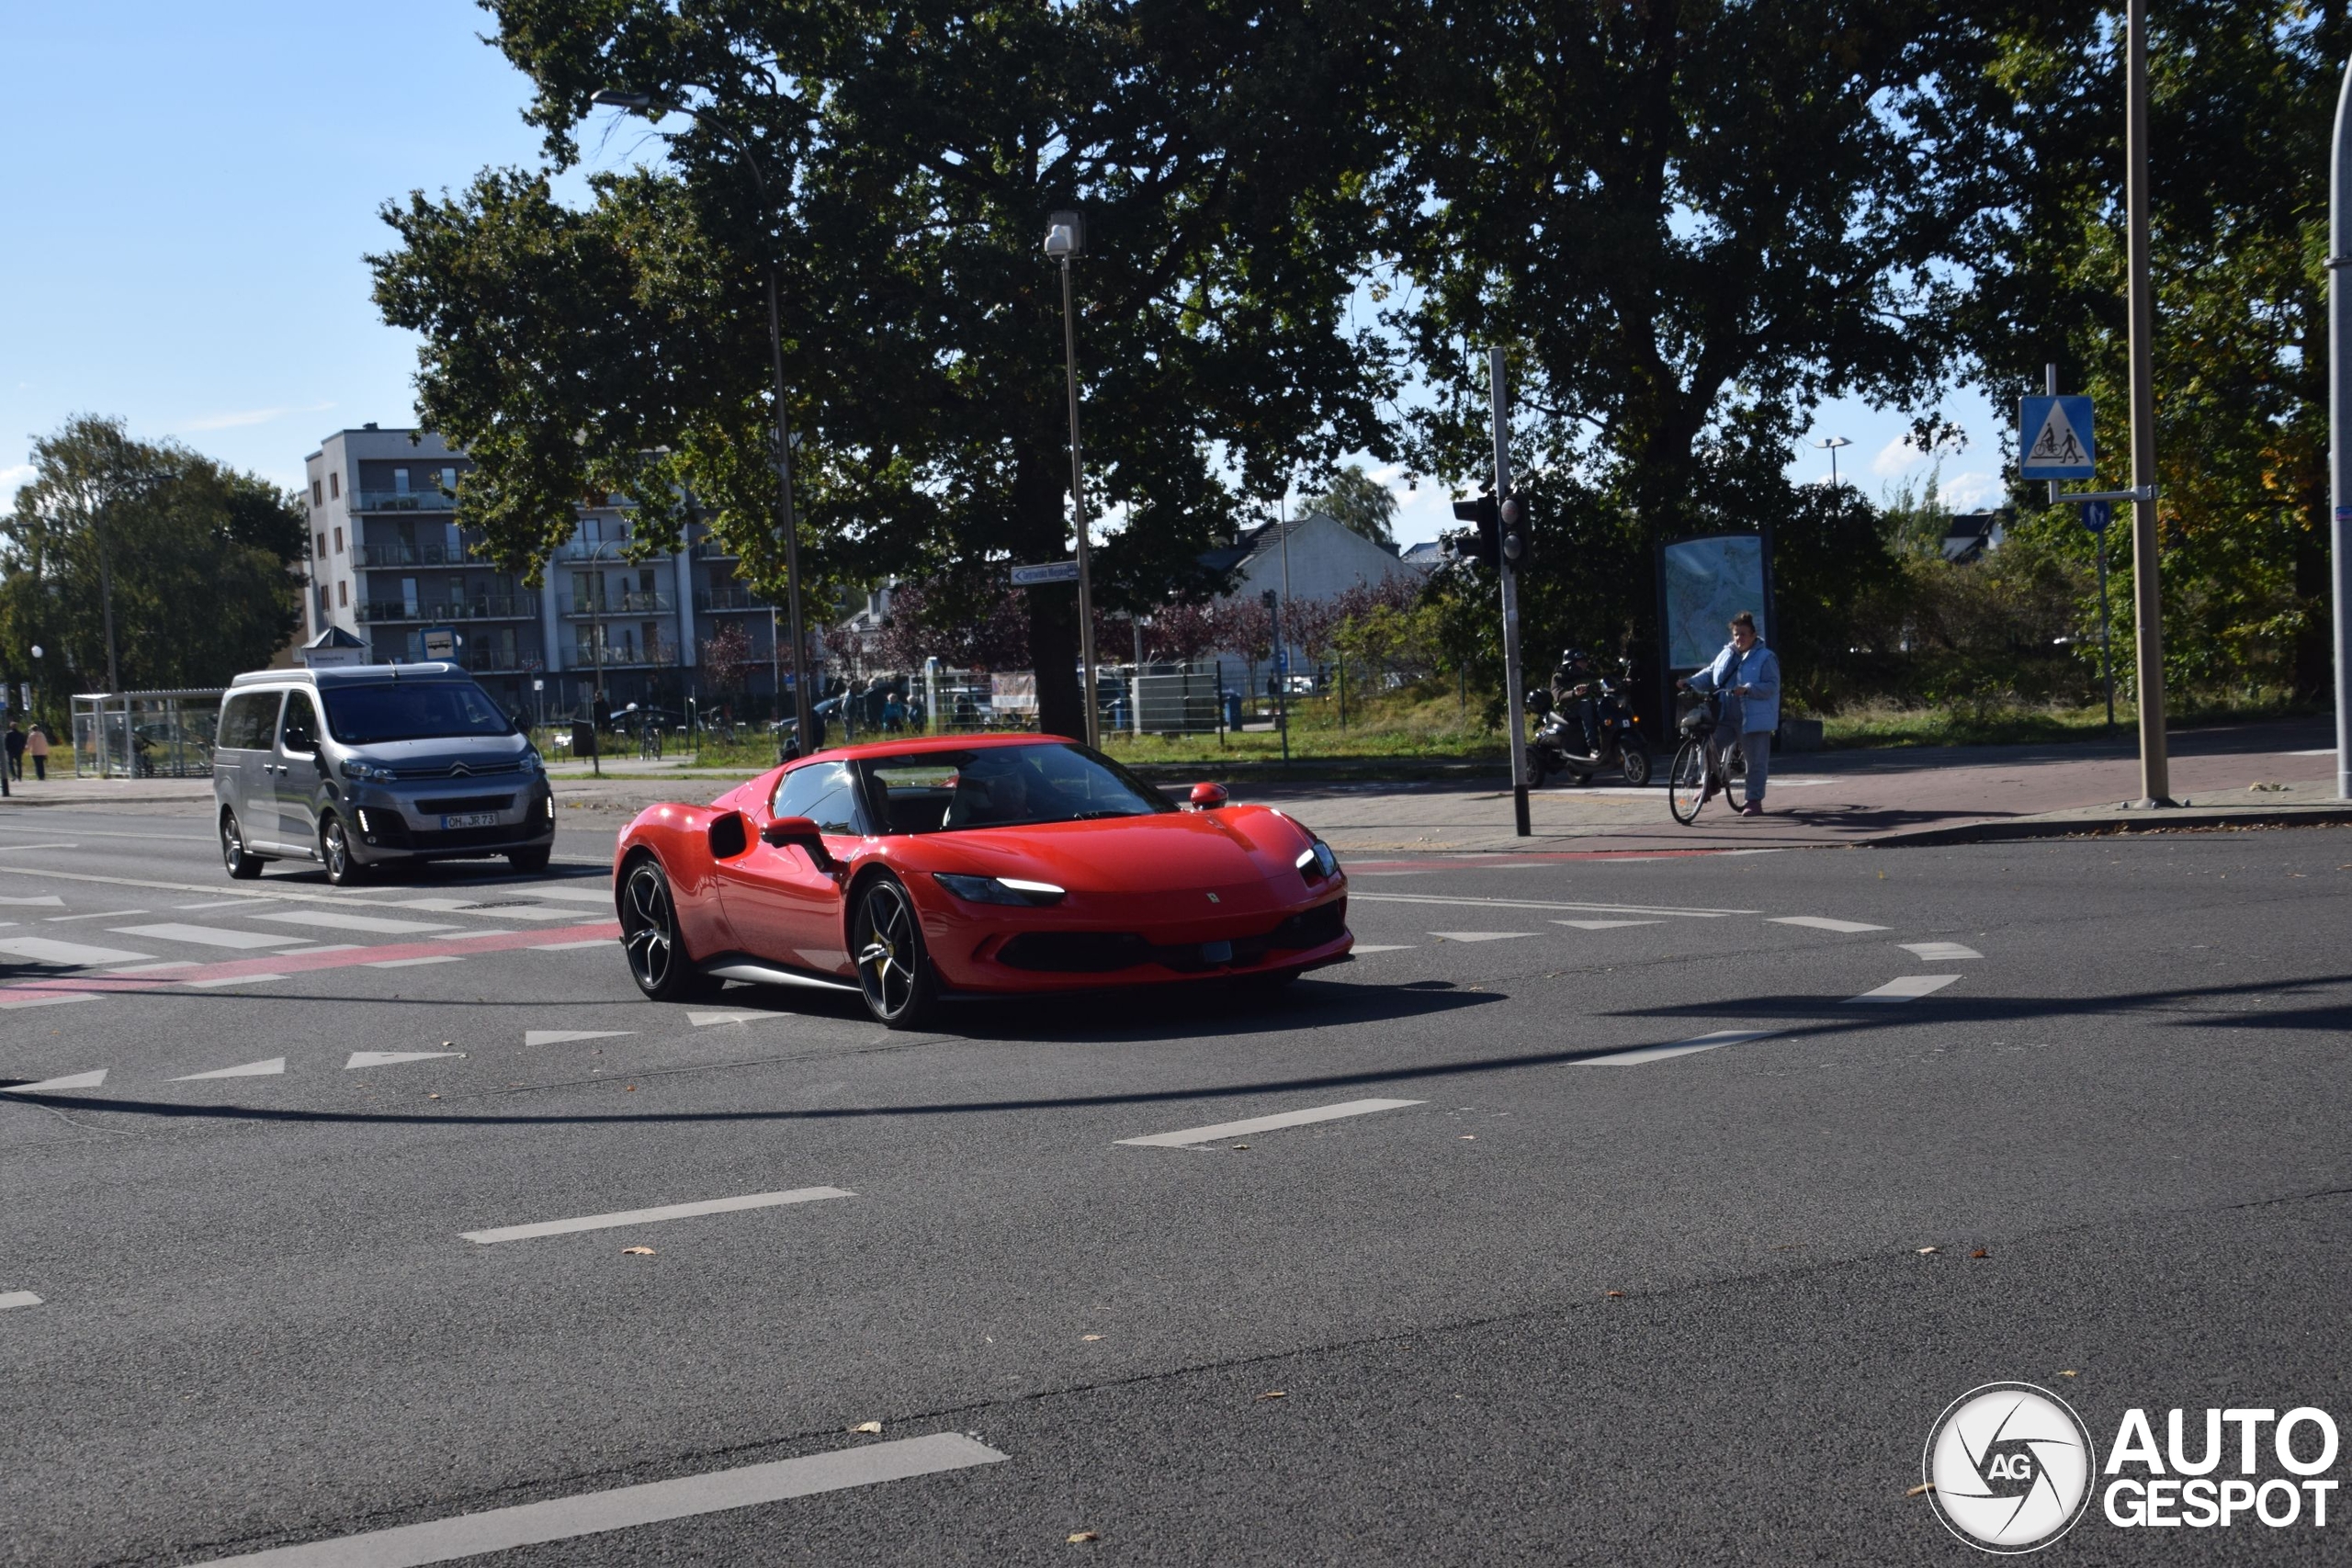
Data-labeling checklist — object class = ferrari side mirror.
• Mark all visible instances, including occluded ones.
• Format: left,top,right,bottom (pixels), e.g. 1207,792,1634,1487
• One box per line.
762,814,837,872
1188,782,1229,810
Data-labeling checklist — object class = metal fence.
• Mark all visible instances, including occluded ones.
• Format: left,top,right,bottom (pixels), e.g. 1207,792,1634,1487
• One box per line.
71,689,225,779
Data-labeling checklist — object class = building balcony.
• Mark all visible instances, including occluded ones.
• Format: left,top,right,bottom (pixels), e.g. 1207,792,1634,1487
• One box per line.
695,586,769,613
563,591,673,617
570,637,681,668
688,539,740,559
357,596,538,625
353,489,457,513
358,541,476,568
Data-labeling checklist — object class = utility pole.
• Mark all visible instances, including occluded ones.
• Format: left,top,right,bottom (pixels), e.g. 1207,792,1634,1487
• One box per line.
2124,0,2174,806
1046,212,1101,749
1493,347,1531,837
2330,52,2352,801
1278,495,1293,767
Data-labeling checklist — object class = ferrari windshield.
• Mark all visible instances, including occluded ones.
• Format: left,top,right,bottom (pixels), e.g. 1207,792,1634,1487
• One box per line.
854,743,1175,834
322,682,513,744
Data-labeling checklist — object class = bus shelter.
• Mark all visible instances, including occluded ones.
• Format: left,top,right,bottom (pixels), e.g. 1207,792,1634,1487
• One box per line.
71,689,227,779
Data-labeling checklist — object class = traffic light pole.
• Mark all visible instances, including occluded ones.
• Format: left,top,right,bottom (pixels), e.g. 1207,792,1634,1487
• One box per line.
1492,347,1531,837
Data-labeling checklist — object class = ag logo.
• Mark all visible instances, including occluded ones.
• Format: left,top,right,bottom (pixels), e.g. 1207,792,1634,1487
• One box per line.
1924,1382,2096,1553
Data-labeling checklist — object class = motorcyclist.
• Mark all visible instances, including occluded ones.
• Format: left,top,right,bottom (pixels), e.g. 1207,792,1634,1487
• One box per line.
1550,649,1601,757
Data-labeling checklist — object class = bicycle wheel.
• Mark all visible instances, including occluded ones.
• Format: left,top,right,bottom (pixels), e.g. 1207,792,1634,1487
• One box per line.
1667,738,1712,825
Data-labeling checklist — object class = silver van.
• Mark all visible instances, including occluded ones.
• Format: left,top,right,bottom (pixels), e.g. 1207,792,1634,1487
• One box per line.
212,664,554,886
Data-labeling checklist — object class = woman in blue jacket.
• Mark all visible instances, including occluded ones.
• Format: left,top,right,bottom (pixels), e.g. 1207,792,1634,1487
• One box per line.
1678,612,1781,816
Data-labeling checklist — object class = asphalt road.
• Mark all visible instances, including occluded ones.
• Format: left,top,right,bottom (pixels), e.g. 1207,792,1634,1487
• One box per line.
2,802,2347,1565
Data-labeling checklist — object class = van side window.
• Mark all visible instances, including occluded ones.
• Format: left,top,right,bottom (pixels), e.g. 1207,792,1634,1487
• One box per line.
279,693,321,754
220,693,281,751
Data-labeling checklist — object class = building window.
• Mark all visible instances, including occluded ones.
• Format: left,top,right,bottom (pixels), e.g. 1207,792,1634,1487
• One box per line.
333,526,344,553
440,467,458,495
311,479,323,507
393,467,410,494
329,472,340,500
337,581,349,608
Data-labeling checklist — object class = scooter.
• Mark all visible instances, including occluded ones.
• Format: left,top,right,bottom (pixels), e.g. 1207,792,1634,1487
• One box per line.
1525,661,1653,788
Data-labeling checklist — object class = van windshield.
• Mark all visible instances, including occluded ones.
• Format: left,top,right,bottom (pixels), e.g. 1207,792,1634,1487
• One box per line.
322,682,513,745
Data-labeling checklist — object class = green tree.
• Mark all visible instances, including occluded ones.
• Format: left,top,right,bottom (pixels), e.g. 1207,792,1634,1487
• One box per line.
1301,463,1398,547
372,0,1396,739
0,417,305,704
1957,0,2345,700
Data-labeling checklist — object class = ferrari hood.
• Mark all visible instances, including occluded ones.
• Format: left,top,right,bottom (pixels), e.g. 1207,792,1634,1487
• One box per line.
927,809,1307,896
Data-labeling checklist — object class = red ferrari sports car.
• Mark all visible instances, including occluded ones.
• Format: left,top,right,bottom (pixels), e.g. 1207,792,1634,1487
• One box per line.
610,734,1351,1026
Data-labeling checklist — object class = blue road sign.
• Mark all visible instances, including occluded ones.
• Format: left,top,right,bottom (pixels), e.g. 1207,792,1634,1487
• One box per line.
2020,396,2096,479
1010,560,1080,586
2081,500,2112,534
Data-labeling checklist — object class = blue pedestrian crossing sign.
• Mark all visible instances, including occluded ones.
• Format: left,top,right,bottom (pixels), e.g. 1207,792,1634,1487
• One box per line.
2081,500,2112,534
2019,396,2096,479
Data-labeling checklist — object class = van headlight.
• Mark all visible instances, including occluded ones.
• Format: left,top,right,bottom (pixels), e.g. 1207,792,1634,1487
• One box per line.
344,761,396,784
518,749,544,774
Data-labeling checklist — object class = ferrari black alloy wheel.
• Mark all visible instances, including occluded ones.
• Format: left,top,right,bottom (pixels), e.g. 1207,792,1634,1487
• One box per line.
621,857,712,1001
854,874,939,1030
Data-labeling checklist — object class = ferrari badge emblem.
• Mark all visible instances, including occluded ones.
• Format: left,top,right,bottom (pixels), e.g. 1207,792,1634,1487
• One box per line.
1205,892,1220,903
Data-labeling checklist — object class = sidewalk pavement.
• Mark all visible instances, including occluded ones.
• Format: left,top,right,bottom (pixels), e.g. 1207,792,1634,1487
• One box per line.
6,719,2344,853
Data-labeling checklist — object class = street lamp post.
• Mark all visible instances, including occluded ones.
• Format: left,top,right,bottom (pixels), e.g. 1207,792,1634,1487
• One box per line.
1813,435,1852,491
1044,210,1102,750
590,89,816,753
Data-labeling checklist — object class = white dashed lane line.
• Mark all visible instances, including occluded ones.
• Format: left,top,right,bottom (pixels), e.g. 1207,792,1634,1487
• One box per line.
170,1058,286,1081
364,955,466,970
108,923,308,951
0,1070,107,1094
1429,931,1535,943
1553,919,1662,931
250,909,464,935
0,937,153,966
183,974,289,988
1902,942,1983,961
188,1433,1008,1568
0,1292,41,1311
1352,894,1755,917
1769,916,1888,933
1577,1029,1781,1067
1117,1098,1425,1149
1845,975,1963,1004
461,1187,854,1245
346,1052,463,1069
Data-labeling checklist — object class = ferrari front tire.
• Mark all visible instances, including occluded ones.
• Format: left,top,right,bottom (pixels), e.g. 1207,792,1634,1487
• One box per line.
620,856,717,1002
853,874,939,1030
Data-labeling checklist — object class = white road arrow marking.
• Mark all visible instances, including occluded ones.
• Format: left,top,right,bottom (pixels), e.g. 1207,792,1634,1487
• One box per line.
1577,1029,1781,1066
523,1030,636,1047
1552,919,1664,931
1427,931,1535,942
1,1069,107,1094
345,1051,464,1069
170,1057,287,1080
687,1011,769,1026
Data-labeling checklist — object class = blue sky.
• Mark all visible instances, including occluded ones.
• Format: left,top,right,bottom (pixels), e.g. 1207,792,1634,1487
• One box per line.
1,1,1998,546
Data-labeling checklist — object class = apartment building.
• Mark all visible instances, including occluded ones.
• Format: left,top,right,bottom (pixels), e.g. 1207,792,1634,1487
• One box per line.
301,426,786,719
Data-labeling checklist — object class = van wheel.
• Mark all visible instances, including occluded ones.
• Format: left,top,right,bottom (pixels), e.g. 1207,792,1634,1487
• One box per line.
320,813,367,886
221,811,263,880
508,846,551,874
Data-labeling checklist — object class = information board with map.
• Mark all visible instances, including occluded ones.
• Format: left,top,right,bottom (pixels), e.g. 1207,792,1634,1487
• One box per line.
1660,534,1770,670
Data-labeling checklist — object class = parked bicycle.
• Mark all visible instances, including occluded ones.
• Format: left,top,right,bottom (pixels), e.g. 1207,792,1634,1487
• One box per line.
1666,694,1746,825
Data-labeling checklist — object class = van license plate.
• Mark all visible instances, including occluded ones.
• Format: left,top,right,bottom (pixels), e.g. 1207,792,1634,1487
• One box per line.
441,812,500,829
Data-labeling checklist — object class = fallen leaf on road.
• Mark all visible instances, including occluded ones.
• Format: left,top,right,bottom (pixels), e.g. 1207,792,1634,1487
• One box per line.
1906,1483,1935,1498
1067,1531,1100,1544
1460,1134,1476,1140
621,1247,655,1256
2059,1370,2078,1378
441,1041,452,1047
849,1420,883,1434
427,1093,441,1100
1917,1247,1939,1255
2249,781,2287,792
1970,1248,1990,1259
1081,1335,1104,1342
1604,1291,1624,1298
1256,1391,1286,1401
625,1085,637,1092
1230,1143,1250,1150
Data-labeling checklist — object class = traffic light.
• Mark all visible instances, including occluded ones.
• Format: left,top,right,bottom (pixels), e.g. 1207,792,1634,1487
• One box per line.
1452,494,1498,570
1499,493,1531,570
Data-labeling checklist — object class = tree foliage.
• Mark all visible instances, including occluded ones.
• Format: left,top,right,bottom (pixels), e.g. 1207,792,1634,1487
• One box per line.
0,416,306,703
373,0,1398,738
1300,463,1399,547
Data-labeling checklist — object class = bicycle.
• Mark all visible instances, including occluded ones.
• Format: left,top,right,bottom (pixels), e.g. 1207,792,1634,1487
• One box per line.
1666,695,1745,825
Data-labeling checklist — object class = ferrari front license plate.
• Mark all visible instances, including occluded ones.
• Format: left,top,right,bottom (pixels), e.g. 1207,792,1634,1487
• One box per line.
440,812,501,829
1200,941,1234,964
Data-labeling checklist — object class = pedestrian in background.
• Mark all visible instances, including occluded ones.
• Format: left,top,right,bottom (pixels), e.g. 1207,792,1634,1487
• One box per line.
1678,612,1780,816
25,722,51,781
4,719,22,781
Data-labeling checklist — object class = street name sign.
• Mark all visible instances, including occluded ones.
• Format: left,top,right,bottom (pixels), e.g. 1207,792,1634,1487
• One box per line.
1011,560,1081,586
2019,396,2096,479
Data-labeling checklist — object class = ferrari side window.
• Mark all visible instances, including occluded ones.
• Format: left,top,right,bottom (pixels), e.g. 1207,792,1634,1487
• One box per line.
773,762,864,837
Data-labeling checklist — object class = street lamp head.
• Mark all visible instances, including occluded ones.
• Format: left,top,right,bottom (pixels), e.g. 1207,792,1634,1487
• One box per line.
1045,209,1084,258
28,645,40,659
1813,436,1852,451
591,89,659,111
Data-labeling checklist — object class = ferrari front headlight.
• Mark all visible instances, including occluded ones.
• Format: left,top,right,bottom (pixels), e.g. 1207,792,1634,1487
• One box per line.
933,873,1067,907
1295,840,1340,879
